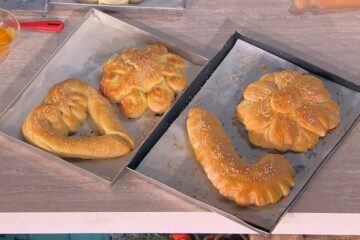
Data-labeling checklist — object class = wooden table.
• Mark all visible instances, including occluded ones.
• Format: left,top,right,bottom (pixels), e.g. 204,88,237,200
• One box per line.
0,0,359,235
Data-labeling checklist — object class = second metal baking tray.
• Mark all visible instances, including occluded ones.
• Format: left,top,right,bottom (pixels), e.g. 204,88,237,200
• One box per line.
50,0,186,12
0,9,206,183
0,0,49,12
129,32,360,233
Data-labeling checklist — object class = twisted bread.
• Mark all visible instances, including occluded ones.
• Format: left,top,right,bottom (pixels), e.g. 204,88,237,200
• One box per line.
22,79,135,159
187,107,295,206
100,44,187,118
237,70,340,152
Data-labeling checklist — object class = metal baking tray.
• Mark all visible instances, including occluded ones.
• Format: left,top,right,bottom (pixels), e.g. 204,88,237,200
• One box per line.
129,32,360,233
0,0,49,12
0,9,206,183
50,0,186,12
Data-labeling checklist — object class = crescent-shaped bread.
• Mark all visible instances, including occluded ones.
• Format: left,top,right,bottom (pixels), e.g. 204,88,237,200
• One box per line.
100,44,187,118
237,70,340,152
187,107,295,206
22,79,135,159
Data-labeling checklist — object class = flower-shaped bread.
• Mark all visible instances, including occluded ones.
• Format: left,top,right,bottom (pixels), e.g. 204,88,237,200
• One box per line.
237,70,340,152
100,44,187,118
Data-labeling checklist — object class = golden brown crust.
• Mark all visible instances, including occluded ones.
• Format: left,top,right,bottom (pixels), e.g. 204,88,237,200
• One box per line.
100,44,187,118
187,107,295,207
237,70,340,152
22,79,135,159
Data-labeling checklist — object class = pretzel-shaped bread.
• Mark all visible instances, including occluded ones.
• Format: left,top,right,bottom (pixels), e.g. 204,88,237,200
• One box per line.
187,107,295,206
22,79,134,159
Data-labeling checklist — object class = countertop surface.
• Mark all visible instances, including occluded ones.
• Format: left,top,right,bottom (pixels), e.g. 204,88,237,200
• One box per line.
0,0,359,234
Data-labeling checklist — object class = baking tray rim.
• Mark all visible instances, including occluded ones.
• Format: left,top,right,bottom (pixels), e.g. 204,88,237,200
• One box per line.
50,0,187,11
128,115,360,234
128,31,360,233
0,8,207,183
127,167,265,233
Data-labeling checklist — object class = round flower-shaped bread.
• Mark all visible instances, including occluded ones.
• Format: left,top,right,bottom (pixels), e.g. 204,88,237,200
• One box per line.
100,44,187,118
237,70,340,152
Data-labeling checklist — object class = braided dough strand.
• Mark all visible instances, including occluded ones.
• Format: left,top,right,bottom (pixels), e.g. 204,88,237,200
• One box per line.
22,79,135,159
187,107,295,206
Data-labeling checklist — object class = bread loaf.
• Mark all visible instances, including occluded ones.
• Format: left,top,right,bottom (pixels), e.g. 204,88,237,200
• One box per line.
22,79,135,159
187,107,295,206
